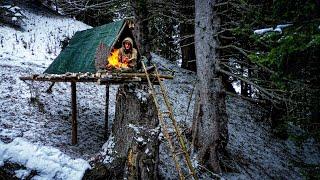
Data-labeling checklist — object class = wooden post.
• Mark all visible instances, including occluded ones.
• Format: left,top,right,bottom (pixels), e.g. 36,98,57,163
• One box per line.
71,81,77,145
104,84,109,139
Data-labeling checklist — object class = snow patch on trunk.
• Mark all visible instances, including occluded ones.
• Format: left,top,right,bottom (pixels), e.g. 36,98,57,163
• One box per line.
101,135,115,164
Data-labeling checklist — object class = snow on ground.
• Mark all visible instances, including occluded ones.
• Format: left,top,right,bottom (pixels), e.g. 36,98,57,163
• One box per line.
153,54,196,128
0,138,90,179
0,5,98,179
0,6,127,162
0,5,319,180
0,6,90,68
152,55,320,179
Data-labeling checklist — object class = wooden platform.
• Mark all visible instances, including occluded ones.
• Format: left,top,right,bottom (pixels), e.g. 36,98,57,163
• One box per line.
19,71,173,145
19,72,173,84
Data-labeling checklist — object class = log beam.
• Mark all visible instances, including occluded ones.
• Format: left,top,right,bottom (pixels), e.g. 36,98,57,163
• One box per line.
19,73,173,84
71,81,78,145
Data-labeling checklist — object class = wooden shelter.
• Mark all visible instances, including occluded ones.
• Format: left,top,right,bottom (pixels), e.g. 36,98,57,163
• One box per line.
20,20,173,145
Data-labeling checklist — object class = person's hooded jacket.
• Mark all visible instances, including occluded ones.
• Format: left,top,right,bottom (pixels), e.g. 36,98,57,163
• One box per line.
118,37,138,68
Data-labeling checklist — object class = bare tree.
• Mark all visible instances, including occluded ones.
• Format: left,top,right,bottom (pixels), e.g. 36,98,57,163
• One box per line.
56,0,118,26
192,0,228,173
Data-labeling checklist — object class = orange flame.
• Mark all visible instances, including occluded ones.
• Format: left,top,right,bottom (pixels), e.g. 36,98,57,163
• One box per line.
106,49,128,69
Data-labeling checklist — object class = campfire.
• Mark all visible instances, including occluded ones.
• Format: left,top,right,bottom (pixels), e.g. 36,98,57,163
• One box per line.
106,48,129,70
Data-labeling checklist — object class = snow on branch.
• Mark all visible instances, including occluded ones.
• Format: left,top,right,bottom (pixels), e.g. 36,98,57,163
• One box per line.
0,5,26,27
254,24,292,35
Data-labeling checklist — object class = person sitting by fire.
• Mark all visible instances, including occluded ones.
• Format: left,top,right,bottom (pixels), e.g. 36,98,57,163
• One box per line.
118,37,138,69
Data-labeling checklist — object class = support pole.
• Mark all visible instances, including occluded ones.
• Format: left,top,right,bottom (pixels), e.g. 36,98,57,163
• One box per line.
104,84,109,139
71,81,77,145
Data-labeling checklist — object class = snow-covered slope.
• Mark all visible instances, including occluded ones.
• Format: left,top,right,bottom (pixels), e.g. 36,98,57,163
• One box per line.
0,6,94,179
0,8,90,68
0,5,319,180
151,55,320,179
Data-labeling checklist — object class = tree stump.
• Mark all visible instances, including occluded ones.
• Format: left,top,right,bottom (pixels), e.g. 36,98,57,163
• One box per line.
84,84,160,179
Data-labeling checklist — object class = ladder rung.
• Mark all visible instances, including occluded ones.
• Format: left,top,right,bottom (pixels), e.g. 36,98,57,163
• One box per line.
168,132,176,137
169,151,183,157
168,132,182,139
185,172,195,179
142,61,198,180
161,112,171,119
174,150,185,156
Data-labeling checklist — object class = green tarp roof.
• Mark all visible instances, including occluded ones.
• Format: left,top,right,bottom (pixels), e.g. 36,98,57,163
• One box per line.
44,20,125,74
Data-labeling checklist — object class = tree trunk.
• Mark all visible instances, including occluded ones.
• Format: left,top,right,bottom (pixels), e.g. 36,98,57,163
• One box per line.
180,22,196,71
131,0,152,63
240,64,249,97
179,1,196,71
222,74,236,94
84,84,160,179
192,0,228,173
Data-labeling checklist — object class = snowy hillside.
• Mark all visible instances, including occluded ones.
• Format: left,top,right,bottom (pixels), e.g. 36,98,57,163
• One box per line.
0,8,90,68
1,5,319,180
152,55,320,179
0,6,94,179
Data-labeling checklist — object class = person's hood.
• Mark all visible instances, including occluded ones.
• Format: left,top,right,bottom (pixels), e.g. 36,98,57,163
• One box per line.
122,37,133,47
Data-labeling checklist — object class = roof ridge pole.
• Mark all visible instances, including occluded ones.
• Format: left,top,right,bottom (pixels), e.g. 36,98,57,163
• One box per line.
71,81,78,145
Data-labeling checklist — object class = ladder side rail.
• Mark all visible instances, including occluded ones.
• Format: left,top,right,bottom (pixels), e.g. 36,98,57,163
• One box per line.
154,66,198,180
141,61,185,180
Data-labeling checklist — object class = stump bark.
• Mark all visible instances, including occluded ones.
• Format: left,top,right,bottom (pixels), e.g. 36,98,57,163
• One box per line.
84,84,160,180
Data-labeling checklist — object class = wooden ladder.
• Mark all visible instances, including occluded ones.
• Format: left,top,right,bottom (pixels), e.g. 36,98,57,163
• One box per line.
141,61,198,180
